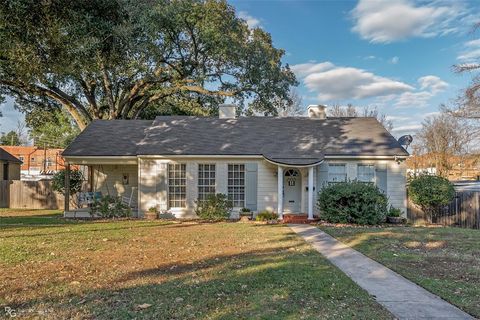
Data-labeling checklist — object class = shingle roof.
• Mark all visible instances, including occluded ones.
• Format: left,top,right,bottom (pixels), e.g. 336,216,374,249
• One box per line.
62,120,153,156
136,116,408,164
0,147,22,163
63,116,409,164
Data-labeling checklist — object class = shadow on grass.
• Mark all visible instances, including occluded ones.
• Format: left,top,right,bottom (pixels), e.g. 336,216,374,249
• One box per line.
7,245,390,320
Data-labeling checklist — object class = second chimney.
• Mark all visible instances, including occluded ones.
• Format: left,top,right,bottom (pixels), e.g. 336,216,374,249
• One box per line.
307,105,327,119
219,104,236,119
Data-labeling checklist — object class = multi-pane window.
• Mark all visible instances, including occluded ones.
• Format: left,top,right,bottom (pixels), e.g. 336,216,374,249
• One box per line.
198,164,216,201
168,163,186,208
357,164,375,183
328,164,347,183
228,164,245,207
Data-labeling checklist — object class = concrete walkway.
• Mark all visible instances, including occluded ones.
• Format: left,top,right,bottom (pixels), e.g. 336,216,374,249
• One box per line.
290,224,473,320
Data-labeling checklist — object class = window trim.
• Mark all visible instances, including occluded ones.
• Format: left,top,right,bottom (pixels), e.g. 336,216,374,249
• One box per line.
198,163,216,202
357,163,376,184
227,163,245,208
167,163,187,209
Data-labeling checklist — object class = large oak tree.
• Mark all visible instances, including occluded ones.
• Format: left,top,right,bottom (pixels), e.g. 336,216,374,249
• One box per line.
0,0,297,130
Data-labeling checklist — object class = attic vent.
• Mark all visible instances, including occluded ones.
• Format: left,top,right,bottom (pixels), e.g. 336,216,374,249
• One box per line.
307,105,327,119
219,104,236,119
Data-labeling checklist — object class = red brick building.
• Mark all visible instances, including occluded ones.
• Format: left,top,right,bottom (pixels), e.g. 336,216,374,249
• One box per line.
0,146,68,173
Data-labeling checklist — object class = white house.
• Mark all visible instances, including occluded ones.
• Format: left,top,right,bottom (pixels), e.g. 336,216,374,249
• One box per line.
62,105,409,219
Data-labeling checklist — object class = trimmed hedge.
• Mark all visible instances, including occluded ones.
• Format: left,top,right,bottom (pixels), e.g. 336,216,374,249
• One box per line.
317,181,388,225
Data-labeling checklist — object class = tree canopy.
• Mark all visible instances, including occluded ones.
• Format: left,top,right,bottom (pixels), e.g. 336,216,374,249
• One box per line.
0,0,297,130
416,112,475,177
26,107,80,148
0,131,21,146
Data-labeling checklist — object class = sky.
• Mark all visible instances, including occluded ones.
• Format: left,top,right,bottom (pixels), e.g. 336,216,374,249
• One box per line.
1,0,479,138
232,0,479,137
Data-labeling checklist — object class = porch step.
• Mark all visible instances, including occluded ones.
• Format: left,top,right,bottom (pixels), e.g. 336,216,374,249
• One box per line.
282,214,318,224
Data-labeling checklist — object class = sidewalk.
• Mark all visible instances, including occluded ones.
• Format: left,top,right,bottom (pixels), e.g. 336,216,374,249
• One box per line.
290,224,473,320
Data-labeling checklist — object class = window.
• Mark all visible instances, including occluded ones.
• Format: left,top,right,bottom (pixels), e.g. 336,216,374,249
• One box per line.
228,164,245,207
198,164,216,201
18,156,24,162
285,169,299,186
168,163,186,208
357,164,375,183
328,164,347,183
45,157,53,167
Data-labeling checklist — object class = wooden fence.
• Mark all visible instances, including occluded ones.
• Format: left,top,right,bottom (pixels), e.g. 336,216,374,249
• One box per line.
407,191,480,229
0,180,65,209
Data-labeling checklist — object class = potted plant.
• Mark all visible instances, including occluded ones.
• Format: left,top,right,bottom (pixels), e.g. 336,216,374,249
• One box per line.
145,206,158,220
239,207,253,221
386,206,405,224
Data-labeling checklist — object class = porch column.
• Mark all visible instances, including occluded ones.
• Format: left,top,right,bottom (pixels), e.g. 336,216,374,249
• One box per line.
64,163,70,212
308,166,314,220
277,166,283,219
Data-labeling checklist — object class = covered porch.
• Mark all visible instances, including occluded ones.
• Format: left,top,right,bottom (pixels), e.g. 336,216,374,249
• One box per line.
62,156,139,218
266,156,323,223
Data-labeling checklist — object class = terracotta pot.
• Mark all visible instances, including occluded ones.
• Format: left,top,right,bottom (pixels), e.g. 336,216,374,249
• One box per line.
144,211,158,220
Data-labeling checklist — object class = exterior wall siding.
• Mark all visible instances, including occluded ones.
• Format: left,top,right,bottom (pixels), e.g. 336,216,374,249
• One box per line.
317,159,407,216
387,161,407,215
137,157,278,218
132,157,407,219
0,161,21,180
92,164,138,209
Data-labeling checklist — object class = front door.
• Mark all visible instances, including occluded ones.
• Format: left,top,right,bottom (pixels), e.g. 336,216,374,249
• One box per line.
283,169,301,213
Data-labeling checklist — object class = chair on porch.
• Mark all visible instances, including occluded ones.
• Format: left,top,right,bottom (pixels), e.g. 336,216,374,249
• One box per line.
121,186,138,210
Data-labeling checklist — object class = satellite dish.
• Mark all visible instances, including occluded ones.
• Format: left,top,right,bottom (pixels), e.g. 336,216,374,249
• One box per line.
398,135,413,150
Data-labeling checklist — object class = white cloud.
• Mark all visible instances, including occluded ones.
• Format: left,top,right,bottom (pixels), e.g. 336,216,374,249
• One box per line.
395,91,433,108
290,62,335,77
395,75,448,107
238,11,261,29
292,62,413,101
351,0,469,43
418,75,448,94
389,56,399,64
391,123,422,133
386,115,409,121
457,38,480,62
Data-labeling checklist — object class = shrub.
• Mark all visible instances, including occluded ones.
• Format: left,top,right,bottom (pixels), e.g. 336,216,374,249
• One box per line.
388,206,403,217
91,195,132,218
52,169,84,195
255,211,278,221
195,193,232,220
317,181,388,225
148,207,157,213
409,175,455,221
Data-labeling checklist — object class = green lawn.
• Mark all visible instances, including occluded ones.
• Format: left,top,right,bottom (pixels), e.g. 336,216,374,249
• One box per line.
0,211,392,319
319,225,480,318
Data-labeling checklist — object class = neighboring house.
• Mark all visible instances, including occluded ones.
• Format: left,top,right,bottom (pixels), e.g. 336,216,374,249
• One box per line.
62,105,409,219
0,146,68,176
0,147,22,180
